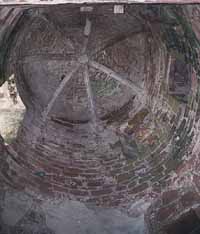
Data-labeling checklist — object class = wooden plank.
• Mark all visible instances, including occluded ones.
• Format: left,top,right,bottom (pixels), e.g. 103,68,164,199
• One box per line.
42,63,80,122
89,60,143,95
84,65,98,129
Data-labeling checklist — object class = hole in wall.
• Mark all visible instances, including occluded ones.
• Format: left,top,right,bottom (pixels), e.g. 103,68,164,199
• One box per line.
0,74,25,144
60,74,65,81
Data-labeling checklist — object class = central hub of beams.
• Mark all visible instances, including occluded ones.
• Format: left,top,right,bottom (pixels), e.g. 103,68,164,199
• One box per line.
78,55,89,64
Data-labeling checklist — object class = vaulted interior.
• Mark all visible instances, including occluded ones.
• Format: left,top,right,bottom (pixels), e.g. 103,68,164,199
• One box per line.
0,4,200,226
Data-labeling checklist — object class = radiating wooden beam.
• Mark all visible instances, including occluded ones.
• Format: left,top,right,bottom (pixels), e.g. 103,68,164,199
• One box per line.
42,63,80,122
89,60,143,95
21,53,76,62
38,14,75,52
166,54,172,92
84,65,98,129
82,17,92,54
91,29,145,56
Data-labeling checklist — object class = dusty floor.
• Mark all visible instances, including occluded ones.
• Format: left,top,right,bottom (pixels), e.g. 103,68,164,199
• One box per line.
0,187,148,234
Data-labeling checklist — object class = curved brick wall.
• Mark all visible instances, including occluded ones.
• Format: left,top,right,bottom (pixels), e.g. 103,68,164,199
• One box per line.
0,5,200,207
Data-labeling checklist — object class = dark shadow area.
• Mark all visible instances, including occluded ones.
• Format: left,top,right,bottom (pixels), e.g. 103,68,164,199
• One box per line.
165,210,200,234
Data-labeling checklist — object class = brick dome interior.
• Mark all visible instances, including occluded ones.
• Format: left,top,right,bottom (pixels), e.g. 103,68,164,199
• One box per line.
0,5,200,228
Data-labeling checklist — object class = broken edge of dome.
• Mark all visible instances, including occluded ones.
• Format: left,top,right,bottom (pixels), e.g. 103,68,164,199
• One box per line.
0,7,25,86
1,0,200,5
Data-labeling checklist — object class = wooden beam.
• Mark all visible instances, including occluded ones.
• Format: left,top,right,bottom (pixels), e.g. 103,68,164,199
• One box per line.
38,14,75,53
42,63,80,122
82,17,92,54
89,60,143,95
20,53,76,62
84,65,98,129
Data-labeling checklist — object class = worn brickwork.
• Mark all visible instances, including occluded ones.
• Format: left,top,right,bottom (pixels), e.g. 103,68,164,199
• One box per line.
145,6,200,233
0,5,200,208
